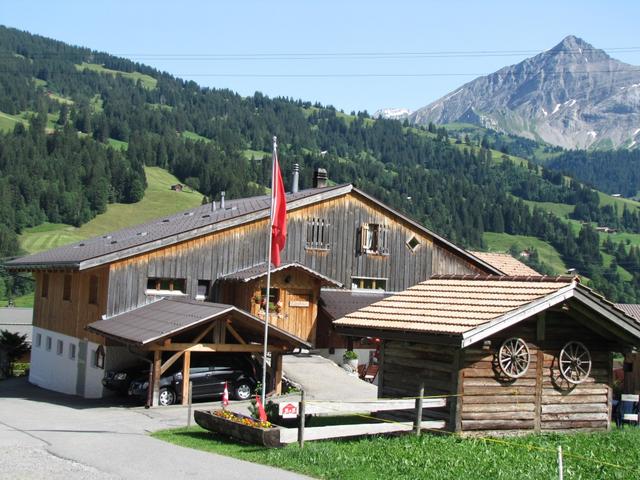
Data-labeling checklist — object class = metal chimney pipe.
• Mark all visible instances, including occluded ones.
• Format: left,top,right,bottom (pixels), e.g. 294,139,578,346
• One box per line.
220,191,225,209
211,199,216,211
292,163,300,193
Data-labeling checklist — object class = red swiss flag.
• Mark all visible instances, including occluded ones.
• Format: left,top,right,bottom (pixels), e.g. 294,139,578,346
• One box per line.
270,150,287,267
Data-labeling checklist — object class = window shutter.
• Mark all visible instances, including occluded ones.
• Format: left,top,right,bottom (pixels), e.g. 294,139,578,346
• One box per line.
360,223,370,253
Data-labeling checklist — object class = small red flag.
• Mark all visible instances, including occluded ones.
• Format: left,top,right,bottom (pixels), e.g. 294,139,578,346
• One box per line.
222,381,229,407
270,146,287,267
255,394,268,422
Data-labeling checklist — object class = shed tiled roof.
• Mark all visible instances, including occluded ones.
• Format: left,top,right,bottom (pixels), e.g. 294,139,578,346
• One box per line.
334,275,576,336
319,289,391,320
219,262,342,287
86,297,309,348
0,308,33,342
615,304,640,322
469,252,540,276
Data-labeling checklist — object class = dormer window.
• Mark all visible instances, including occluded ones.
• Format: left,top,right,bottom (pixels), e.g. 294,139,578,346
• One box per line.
360,223,389,255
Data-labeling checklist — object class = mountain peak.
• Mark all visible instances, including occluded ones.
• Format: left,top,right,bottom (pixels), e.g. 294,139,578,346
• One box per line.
554,35,593,51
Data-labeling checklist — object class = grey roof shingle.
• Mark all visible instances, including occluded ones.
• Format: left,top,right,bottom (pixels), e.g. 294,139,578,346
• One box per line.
7,185,349,270
319,290,391,320
86,297,309,347
0,308,33,342
615,304,640,322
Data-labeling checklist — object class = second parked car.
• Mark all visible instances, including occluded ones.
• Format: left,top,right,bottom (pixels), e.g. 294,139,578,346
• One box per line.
128,354,259,406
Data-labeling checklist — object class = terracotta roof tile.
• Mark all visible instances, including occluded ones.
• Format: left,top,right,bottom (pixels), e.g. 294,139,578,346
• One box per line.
468,252,541,276
334,276,576,335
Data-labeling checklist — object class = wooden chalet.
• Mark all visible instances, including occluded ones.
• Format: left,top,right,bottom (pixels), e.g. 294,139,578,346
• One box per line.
6,169,500,401
334,275,640,435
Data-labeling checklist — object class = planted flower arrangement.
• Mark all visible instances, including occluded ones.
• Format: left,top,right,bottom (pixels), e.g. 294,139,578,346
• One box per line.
194,409,282,448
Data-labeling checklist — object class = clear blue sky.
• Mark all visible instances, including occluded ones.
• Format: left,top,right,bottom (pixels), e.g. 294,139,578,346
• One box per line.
4,1,640,113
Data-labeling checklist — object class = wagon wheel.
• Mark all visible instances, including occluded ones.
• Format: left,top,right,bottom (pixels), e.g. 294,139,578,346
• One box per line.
498,337,530,378
559,341,592,384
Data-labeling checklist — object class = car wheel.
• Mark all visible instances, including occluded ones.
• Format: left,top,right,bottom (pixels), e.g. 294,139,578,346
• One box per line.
159,387,176,406
234,382,252,400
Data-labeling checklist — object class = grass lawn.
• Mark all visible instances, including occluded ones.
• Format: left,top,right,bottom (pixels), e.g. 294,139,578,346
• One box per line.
181,130,211,143
75,62,157,89
483,232,568,274
2,291,34,308
19,166,202,254
153,425,640,479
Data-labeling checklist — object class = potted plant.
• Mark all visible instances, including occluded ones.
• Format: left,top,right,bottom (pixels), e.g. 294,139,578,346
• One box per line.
343,350,358,370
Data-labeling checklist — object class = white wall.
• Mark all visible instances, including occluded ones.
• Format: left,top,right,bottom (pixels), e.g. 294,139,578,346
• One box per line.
29,327,109,398
30,327,79,395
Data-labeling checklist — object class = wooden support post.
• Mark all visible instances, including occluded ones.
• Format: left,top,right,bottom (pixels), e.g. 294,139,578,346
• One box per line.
187,381,193,428
152,350,161,407
414,382,424,436
181,351,191,405
298,390,306,448
272,352,283,395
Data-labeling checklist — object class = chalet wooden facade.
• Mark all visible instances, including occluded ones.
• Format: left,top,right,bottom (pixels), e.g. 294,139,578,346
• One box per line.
334,275,640,435
7,172,499,399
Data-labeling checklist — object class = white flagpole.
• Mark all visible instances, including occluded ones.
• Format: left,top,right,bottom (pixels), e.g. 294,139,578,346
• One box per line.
261,135,277,407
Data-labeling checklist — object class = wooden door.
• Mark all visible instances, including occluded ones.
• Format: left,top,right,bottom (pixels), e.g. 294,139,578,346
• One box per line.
283,290,314,342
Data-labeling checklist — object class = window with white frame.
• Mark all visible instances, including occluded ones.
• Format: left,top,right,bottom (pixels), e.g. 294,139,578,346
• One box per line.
351,276,387,291
69,343,76,360
145,278,187,296
56,339,63,356
45,336,52,351
35,333,42,348
359,223,389,255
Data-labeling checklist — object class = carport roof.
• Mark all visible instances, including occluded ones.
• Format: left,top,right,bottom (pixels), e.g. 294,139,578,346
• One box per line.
219,262,342,287
86,297,310,348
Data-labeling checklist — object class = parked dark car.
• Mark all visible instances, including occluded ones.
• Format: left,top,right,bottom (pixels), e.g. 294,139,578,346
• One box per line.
128,354,259,406
102,364,149,395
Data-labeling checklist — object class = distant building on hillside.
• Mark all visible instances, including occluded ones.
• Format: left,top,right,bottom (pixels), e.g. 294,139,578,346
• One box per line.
170,183,184,192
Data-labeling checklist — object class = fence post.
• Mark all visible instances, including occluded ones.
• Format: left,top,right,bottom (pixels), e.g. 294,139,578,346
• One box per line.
414,382,424,436
557,445,563,480
298,390,306,448
187,381,193,427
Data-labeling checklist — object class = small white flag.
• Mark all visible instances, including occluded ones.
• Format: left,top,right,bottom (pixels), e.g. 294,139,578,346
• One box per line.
222,381,229,407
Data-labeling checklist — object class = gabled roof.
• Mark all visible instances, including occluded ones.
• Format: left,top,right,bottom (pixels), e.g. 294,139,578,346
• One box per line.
333,275,640,348
86,297,310,348
6,184,500,275
0,307,33,342
469,251,540,276
616,304,640,322
219,262,342,287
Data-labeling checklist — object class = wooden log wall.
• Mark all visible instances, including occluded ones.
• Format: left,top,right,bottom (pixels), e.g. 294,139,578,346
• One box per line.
32,267,109,344
379,340,458,429
107,192,485,317
458,314,612,436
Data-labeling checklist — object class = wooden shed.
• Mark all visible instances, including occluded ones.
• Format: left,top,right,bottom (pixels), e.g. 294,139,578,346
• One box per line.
334,275,640,436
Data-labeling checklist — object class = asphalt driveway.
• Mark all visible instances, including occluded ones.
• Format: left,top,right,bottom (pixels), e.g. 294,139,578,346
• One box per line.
0,377,312,479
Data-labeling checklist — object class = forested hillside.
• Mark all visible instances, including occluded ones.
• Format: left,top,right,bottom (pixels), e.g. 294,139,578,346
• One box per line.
547,149,640,199
1,25,639,303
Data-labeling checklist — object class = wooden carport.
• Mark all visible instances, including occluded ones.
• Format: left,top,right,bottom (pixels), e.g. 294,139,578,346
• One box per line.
87,297,310,406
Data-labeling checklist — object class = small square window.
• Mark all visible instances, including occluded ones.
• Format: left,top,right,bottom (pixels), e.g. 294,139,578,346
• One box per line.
406,236,420,251
45,336,52,351
35,333,42,348
69,343,76,360
56,339,64,356
196,280,210,300
351,277,387,291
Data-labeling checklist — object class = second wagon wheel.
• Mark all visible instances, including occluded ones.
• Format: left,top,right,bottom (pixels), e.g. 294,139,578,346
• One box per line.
559,341,592,384
498,337,531,378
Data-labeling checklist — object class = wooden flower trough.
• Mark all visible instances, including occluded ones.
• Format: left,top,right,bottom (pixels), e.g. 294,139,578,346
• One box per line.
194,409,282,448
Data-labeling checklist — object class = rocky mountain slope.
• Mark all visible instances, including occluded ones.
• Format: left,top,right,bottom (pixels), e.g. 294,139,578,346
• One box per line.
409,36,640,149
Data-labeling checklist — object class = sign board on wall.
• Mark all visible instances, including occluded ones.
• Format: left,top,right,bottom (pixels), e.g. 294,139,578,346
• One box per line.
279,402,299,419
289,300,310,308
